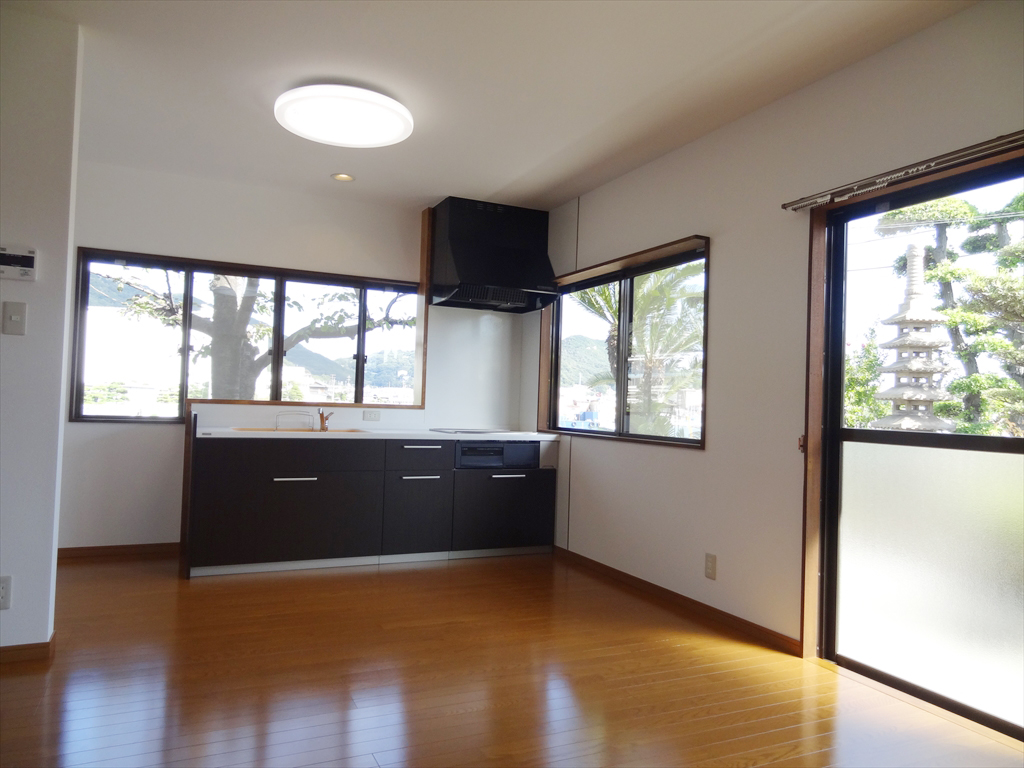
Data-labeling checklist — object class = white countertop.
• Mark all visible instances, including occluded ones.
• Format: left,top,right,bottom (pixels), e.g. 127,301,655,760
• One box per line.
195,427,559,441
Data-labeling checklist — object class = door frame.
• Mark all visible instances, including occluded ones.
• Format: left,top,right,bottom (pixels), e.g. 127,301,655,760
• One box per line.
799,143,1024,740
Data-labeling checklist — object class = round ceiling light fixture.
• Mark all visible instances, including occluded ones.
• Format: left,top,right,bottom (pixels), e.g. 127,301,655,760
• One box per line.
274,84,414,148
330,173,354,182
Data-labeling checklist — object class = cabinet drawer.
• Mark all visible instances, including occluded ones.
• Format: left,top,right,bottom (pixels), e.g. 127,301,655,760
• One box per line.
451,468,555,551
194,437,385,476
190,470,384,567
382,470,454,555
385,439,455,470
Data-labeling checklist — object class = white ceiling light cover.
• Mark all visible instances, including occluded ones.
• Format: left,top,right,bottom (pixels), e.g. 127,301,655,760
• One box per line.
274,85,414,148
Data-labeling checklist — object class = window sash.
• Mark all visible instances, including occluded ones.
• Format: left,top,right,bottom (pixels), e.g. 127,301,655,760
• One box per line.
549,250,708,447
71,248,417,422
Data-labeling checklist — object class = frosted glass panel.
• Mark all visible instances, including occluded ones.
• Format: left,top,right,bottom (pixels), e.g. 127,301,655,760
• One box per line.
838,442,1024,726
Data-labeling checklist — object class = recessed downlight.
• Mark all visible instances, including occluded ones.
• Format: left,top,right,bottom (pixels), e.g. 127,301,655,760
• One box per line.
274,84,414,148
331,173,354,182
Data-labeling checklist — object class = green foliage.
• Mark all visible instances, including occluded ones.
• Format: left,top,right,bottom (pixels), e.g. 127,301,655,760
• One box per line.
960,233,1001,254
83,382,129,403
559,335,612,389
934,374,1022,435
568,282,620,379
156,388,179,403
998,241,1024,270
875,197,979,236
187,382,210,399
283,381,304,400
364,350,416,389
843,329,889,428
876,187,1024,434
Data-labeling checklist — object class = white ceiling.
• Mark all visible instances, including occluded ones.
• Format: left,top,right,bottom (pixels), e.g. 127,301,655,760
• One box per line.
10,0,973,211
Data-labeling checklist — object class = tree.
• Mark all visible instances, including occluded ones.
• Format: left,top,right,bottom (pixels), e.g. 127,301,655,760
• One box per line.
568,261,705,433
114,272,415,399
83,382,128,404
844,328,888,428
569,282,619,379
876,197,983,420
875,191,1024,434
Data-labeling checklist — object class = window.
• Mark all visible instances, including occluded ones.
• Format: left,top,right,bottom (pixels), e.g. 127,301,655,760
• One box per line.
838,168,1024,437
550,241,708,446
71,248,421,421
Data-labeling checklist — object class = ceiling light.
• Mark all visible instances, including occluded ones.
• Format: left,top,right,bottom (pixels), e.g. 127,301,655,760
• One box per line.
274,85,414,148
331,173,354,182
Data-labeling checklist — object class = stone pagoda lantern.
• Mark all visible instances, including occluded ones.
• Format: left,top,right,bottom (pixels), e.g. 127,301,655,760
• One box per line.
870,244,955,431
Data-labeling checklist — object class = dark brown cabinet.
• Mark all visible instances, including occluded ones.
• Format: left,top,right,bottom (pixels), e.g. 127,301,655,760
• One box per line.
381,439,455,554
382,471,454,554
185,436,555,572
451,468,556,551
188,438,385,567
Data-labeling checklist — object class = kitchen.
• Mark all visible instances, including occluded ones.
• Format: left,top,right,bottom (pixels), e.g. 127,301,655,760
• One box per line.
2,1,1023,761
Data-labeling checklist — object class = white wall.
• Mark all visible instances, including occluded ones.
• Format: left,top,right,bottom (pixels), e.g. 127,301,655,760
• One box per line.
60,160,528,546
0,8,81,647
558,1,1024,639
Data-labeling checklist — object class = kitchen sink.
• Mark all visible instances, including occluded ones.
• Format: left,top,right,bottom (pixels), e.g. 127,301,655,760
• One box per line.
231,427,366,433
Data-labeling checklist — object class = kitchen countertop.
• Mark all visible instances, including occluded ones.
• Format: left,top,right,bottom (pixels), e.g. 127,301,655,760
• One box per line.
194,427,559,441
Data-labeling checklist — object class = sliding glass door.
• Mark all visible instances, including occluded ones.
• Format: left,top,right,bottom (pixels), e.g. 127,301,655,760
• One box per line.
822,160,1024,739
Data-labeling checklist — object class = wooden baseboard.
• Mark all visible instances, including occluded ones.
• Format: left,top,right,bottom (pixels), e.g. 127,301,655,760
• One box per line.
0,632,55,664
554,546,801,656
58,543,180,562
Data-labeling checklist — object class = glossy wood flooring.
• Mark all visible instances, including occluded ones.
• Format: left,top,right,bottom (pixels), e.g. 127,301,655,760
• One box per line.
1,555,1021,768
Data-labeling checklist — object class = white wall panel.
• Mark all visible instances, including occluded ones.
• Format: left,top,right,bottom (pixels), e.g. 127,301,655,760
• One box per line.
0,8,80,646
59,424,184,546
75,161,421,282
547,198,579,276
566,1,1024,639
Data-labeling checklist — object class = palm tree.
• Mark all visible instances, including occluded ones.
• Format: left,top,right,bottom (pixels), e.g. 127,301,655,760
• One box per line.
567,260,705,435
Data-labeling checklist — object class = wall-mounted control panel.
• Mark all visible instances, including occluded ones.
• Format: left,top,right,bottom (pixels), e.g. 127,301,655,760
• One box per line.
0,247,37,281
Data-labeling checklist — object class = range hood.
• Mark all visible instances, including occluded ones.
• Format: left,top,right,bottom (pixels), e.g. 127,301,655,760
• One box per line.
430,196,558,313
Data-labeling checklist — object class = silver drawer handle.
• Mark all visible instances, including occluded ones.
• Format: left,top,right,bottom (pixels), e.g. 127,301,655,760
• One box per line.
403,445,443,449
402,475,441,480
273,477,318,482
492,474,526,479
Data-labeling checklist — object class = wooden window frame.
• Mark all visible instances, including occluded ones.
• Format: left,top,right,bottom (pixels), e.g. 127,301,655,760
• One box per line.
538,235,710,448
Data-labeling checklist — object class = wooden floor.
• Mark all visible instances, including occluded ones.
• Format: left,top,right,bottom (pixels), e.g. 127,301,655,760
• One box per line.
1,555,1021,768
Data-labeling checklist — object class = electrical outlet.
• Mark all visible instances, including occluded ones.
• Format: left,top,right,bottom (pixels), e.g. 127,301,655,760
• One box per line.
704,554,717,581
0,575,11,609
362,410,380,422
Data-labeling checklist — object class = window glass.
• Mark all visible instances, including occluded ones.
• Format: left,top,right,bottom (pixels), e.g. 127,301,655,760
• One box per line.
72,249,423,420
843,176,1024,435
188,273,275,400
625,259,705,439
364,289,418,405
81,262,186,417
281,280,360,403
556,282,619,431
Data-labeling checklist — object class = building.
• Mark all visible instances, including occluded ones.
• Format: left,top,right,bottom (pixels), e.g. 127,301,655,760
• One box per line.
1,0,1022,738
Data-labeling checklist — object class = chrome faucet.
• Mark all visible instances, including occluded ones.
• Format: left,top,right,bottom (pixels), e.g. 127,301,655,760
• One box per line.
318,408,334,432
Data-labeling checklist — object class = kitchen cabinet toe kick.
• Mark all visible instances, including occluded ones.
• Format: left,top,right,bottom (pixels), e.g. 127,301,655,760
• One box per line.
189,546,553,578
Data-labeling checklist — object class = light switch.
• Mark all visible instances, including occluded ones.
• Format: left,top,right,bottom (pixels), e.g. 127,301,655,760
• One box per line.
2,301,27,335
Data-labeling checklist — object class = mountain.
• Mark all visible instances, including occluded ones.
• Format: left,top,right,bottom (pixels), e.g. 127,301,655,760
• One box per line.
285,344,354,379
559,335,610,387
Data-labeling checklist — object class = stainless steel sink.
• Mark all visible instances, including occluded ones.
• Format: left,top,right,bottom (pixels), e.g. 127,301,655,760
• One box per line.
231,427,366,433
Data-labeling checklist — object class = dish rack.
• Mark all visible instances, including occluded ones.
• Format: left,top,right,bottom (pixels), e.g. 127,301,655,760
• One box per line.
274,411,314,431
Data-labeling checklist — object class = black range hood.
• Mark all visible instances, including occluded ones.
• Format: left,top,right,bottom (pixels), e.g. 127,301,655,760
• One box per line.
430,196,558,313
